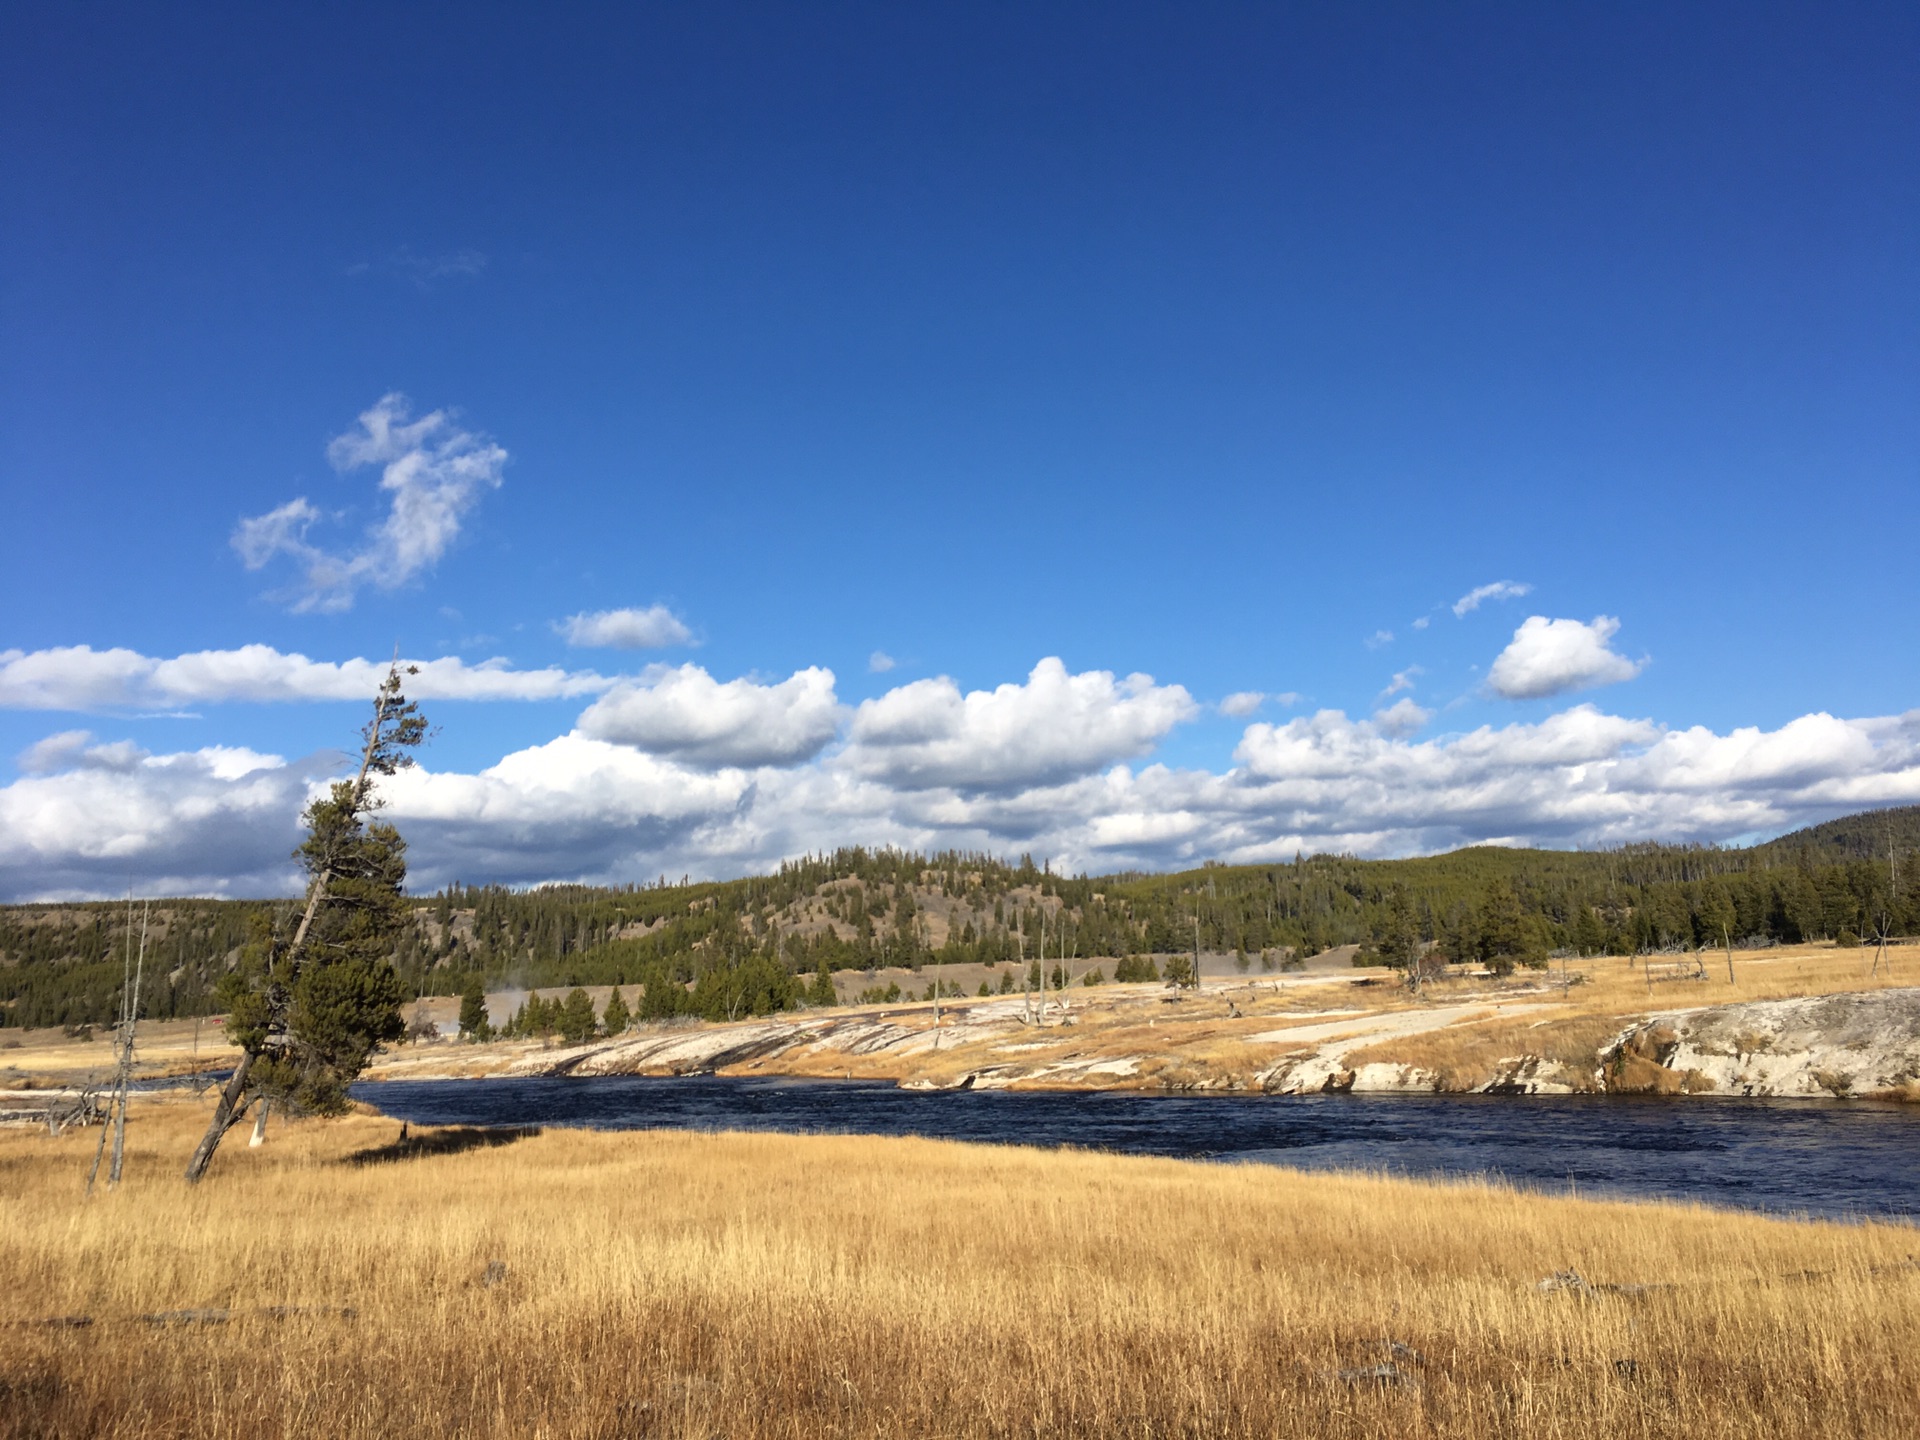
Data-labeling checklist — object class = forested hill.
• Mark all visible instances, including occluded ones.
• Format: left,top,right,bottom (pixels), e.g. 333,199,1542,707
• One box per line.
5,807,1919,1030
1757,805,1920,864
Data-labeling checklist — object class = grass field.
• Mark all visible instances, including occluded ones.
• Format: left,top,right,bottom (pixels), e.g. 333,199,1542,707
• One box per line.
3,1098,1917,1439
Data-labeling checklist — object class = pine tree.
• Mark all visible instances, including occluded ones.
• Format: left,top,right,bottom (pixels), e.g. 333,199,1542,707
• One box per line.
639,965,684,1020
601,984,631,1035
1377,889,1420,969
558,987,597,1044
1570,904,1607,958
186,662,427,1184
1476,879,1537,973
457,978,491,1041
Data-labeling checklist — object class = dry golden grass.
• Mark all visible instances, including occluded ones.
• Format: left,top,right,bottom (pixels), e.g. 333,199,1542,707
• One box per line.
1528,942,1918,1014
3,1099,1917,1438
1,1017,240,1085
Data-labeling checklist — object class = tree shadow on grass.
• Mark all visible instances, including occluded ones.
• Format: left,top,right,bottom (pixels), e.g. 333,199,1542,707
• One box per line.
346,1125,542,1166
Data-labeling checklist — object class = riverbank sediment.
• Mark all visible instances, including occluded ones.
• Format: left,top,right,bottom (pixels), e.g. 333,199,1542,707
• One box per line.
362,947,1920,1103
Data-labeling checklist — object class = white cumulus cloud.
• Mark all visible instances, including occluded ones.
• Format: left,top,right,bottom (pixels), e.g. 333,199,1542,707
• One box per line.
844,657,1197,794
1370,698,1433,737
234,393,506,612
576,665,841,769
1219,691,1266,718
1486,615,1644,700
0,645,615,710
1453,580,1533,618
559,606,694,649
1224,704,1920,861
5,699,1920,899
0,743,319,899
374,735,756,888
18,731,110,775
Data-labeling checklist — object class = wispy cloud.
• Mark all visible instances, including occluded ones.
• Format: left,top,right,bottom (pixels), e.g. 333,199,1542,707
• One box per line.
233,394,506,613
1380,666,1423,698
1452,580,1533,618
560,606,694,650
1219,691,1265,718
1365,629,1395,650
347,247,489,287
0,645,614,710
868,651,897,674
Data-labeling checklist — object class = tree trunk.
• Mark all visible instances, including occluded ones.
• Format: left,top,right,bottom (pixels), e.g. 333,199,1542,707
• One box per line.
184,858,329,1184
107,1079,129,1187
184,1050,256,1183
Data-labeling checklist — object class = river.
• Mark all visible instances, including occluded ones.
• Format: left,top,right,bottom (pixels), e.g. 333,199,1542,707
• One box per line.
353,1075,1920,1222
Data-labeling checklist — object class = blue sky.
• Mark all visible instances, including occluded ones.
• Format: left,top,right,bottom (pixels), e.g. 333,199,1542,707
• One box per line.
2,3,1916,898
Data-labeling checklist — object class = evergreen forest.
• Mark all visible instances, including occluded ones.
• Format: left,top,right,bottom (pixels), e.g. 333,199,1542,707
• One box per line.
5,805,1917,1031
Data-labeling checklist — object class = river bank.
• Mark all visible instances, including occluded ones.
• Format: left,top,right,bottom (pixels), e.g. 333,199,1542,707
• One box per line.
357,944,1920,1102
6,943,1915,1112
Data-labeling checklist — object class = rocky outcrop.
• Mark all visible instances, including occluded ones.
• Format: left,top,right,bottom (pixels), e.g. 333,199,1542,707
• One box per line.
1602,988,1920,1099
407,985,1920,1102
1254,1055,1584,1096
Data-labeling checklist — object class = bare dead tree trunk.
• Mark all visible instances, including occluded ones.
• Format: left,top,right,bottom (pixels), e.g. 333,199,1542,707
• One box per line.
107,901,148,1189
87,895,137,1199
1869,916,1892,980
1039,910,1048,1026
1014,914,1026,1025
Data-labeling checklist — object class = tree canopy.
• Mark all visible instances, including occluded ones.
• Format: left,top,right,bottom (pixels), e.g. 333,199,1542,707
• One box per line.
10,807,1920,1035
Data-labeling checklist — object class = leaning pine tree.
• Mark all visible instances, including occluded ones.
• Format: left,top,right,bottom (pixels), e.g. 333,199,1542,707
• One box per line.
184,663,428,1184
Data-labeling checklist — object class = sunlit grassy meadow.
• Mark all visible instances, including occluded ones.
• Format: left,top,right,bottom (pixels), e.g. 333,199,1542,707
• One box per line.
2,1097,1916,1439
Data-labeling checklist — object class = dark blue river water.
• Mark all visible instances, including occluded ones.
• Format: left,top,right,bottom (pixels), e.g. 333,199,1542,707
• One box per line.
352,1076,1920,1222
